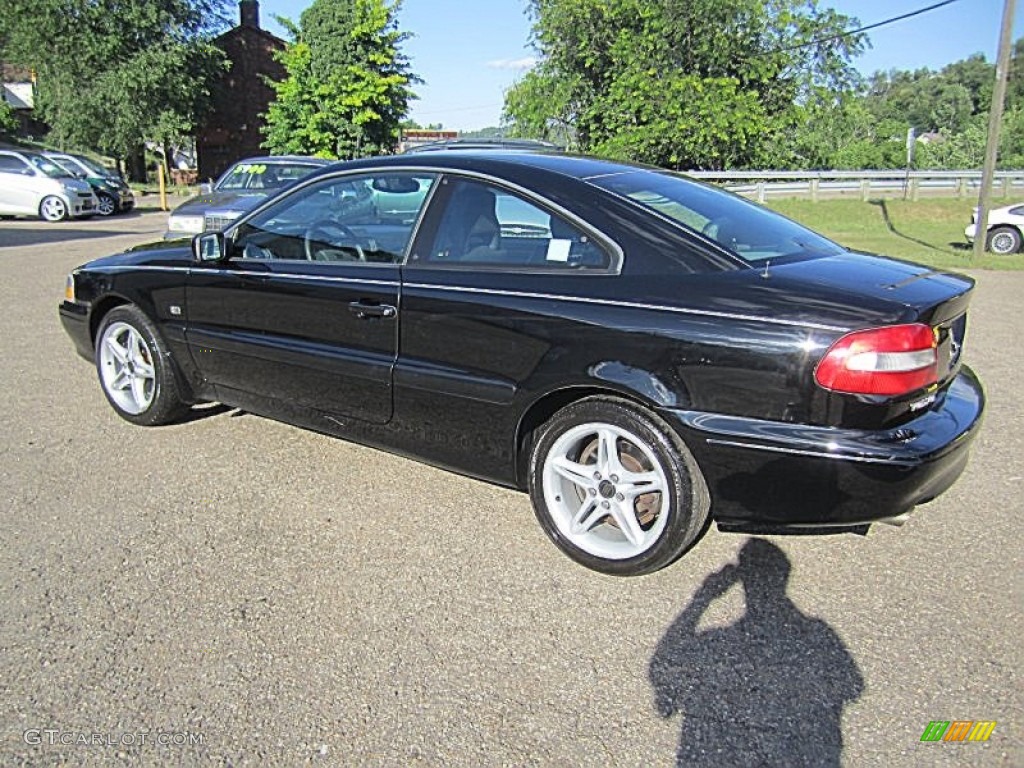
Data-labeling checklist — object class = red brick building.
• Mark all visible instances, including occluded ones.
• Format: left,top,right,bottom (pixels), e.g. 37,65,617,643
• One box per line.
196,1,285,181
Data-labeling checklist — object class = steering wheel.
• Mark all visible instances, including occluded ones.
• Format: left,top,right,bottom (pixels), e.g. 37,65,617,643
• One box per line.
303,220,366,262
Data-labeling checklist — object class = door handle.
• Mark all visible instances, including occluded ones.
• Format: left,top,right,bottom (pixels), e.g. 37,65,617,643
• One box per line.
348,301,397,320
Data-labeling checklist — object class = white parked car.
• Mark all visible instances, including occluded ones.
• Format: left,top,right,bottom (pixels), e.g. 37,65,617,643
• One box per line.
0,148,98,221
964,203,1024,254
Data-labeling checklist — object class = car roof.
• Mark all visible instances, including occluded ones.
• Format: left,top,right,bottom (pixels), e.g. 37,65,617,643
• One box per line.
403,138,560,153
315,150,656,184
0,147,45,159
229,156,331,166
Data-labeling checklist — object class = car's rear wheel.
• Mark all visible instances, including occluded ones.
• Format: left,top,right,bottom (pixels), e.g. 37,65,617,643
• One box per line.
95,305,187,426
528,397,709,575
96,193,117,216
987,226,1022,255
39,196,68,222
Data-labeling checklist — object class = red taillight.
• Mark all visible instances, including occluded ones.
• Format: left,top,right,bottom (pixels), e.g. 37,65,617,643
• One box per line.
814,323,938,396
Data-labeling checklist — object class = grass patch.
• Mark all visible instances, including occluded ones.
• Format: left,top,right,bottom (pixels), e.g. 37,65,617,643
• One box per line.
765,197,1024,270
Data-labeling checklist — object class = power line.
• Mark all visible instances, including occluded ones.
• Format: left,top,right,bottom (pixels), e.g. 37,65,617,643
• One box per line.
771,0,965,55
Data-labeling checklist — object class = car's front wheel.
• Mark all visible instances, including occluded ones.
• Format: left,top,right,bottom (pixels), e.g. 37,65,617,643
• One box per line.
528,397,709,576
96,193,117,216
39,195,68,222
95,305,187,426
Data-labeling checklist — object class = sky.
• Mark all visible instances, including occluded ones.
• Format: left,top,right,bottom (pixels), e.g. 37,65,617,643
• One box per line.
254,0,1024,131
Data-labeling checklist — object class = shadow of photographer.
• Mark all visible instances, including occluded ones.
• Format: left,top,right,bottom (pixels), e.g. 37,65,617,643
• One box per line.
649,539,863,767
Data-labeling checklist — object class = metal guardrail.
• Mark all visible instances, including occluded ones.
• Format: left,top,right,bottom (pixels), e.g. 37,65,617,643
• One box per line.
684,169,1024,202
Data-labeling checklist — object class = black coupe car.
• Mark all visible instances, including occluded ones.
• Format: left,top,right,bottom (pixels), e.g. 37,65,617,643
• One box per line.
59,152,984,575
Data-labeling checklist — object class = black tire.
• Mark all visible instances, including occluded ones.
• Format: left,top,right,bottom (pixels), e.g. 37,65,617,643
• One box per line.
986,226,1022,255
95,305,188,426
528,397,710,576
96,193,117,217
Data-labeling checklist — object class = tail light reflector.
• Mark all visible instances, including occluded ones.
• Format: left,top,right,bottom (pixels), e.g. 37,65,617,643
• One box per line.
814,323,938,396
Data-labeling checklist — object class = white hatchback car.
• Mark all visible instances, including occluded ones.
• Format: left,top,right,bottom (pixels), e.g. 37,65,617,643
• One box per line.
0,148,98,221
964,203,1024,254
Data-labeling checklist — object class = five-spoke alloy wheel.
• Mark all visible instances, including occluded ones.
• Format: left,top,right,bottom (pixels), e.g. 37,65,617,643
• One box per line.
96,305,187,425
529,397,709,575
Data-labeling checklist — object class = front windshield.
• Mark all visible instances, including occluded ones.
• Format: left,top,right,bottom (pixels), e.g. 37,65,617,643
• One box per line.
591,170,845,264
216,161,318,192
74,155,112,177
27,155,73,179
47,157,81,177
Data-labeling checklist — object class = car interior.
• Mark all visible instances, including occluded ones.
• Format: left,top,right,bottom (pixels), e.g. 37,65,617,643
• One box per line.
422,179,609,269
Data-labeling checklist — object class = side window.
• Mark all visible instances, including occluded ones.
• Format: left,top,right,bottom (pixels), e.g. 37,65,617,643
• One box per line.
415,178,610,269
232,172,436,264
0,155,31,174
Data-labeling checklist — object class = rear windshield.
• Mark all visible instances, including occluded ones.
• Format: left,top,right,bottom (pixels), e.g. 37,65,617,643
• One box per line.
591,170,844,264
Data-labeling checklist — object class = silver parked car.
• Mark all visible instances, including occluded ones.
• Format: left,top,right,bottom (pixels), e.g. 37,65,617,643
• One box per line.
0,148,98,221
165,156,329,238
43,151,135,217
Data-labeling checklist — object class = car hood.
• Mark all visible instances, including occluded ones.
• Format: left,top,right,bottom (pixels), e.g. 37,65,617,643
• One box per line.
62,178,94,194
83,239,193,270
170,190,270,216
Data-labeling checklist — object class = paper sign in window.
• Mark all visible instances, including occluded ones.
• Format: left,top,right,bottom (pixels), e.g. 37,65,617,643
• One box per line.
546,239,572,262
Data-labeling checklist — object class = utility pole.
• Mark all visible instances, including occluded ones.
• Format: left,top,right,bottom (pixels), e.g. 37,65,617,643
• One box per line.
974,0,1017,261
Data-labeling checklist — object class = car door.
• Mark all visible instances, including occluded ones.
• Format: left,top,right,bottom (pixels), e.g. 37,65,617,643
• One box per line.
396,174,619,477
185,170,437,425
0,153,40,214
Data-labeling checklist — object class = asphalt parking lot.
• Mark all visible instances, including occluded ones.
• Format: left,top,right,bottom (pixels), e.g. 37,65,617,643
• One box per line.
1,211,1021,766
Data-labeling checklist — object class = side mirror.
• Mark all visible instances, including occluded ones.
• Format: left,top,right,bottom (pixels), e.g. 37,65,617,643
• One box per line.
193,232,226,262
199,182,213,194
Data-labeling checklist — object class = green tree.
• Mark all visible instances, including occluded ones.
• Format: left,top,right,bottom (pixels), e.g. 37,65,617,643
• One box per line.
0,99,17,138
262,0,417,158
864,69,974,135
2,0,229,165
504,0,864,169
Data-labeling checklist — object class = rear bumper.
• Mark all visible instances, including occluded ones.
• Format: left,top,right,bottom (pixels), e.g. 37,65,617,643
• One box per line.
662,366,984,529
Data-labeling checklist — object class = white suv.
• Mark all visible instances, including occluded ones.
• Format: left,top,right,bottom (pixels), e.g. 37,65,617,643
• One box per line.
0,148,98,221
